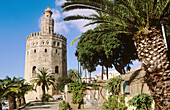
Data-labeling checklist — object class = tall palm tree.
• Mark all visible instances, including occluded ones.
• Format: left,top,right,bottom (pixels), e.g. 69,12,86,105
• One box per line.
31,68,56,97
62,0,170,109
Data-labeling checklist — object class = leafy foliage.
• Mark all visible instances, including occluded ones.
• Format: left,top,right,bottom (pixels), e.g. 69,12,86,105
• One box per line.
67,69,81,81
0,76,33,109
67,81,99,109
68,82,86,105
103,95,127,110
56,76,73,92
41,94,53,102
128,93,153,110
105,76,122,95
62,0,169,33
59,100,71,110
31,68,56,96
62,0,169,73
76,30,137,74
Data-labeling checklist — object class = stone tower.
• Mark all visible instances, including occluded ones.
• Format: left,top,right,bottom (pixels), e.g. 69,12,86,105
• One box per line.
24,6,67,101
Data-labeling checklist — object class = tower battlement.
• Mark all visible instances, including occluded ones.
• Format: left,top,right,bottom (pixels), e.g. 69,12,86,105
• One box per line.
27,32,67,42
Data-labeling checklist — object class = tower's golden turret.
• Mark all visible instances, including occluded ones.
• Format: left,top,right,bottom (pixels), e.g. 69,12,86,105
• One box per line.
44,6,53,14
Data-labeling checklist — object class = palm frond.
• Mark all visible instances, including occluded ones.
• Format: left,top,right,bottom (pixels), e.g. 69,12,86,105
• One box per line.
71,35,82,45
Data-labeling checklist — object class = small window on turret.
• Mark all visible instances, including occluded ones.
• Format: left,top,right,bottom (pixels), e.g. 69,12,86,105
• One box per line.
34,49,36,53
57,42,60,46
47,15,49,17
45,49,47,53
56,49,57,53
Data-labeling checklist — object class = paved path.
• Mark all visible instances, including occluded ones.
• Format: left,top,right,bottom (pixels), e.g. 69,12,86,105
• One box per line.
21,101,61,110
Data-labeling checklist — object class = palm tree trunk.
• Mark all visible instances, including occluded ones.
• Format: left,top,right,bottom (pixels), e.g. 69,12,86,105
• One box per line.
42,84,46,97
16,98,21,108
21,95,26,106
8,96,16,110
134,28,170,110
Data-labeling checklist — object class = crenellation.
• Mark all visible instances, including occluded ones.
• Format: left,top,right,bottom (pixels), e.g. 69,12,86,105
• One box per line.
54,33,67,42
57,33,59,38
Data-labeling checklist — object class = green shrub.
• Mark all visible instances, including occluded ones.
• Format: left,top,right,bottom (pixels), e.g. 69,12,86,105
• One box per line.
67,81,86,109
105,76,121,95
103,95,127,110
41,94,53,102
128,93,153,110
59,100,71,110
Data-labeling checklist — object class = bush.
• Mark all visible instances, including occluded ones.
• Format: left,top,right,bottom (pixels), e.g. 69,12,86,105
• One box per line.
59,100,71,110
67,81,86,109
105,76,122,95
103,95,127,110
128,93,153,110
41,94,53,102
56,76,73,92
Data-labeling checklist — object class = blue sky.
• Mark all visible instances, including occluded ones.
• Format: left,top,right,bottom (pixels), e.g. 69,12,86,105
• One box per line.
0,0,141,79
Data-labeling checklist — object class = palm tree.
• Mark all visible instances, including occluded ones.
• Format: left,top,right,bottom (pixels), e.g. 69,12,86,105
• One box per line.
62,0,170,109
15,78,33,107
20,81,33,106
31,68,56,98
0,76,21,110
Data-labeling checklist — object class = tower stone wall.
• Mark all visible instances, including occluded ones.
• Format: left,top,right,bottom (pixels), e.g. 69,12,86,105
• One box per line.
24,6,67,101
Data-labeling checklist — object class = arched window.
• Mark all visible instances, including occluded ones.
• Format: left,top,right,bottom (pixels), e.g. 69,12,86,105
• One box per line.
57,42,60,46
32,66,36,73
55,66,59,73
34,49,36,53
45,49,47,53
56,49,57,53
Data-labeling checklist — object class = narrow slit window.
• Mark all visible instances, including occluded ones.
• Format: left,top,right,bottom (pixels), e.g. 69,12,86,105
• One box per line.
56,49,57,53
55,66,59,73
45,49,47,53
34,49,36,53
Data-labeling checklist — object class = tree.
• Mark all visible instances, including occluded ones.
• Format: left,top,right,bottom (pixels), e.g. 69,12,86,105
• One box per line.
0,76,21,110
31,68,56,98
76,29,137,74
15,79,33,107
62,0,170,109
